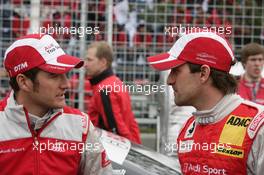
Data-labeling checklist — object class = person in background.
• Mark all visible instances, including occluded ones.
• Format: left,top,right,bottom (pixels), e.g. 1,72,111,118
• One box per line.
84,41,141,144
148,31,264,175
237,43,264,105
0,34,112,175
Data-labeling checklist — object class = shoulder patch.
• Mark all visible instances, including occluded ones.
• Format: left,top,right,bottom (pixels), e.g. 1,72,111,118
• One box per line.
63,106,90,136
81,112,89,135
248,111,264,139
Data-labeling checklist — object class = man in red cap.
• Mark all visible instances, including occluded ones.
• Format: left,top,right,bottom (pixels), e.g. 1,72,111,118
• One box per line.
148,31,264,175
0,34,112,174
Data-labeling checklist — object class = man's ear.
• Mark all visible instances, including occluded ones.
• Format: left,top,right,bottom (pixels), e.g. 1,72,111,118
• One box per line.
200,65,211,83
16,74,33,92
100,58,108,68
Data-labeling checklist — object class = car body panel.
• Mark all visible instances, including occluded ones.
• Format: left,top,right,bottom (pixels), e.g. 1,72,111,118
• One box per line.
97,128,182,175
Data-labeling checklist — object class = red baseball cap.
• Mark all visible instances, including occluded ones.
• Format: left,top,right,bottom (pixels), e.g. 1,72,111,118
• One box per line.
147,31,235,72
4,34,84,77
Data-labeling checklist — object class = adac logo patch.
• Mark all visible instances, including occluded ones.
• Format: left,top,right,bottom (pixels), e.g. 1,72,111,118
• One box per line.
216,146,244,158
219,115,252,146
226,115,251,127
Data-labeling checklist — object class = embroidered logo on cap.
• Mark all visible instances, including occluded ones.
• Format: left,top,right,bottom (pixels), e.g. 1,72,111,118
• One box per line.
44,43,61,54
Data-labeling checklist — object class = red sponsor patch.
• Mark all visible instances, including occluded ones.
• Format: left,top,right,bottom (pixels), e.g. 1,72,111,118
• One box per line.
101,150,111,168
250,111,264,131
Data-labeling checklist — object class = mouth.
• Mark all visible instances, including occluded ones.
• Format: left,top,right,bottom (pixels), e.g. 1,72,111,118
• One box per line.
56,93,65,99
254,68,261,74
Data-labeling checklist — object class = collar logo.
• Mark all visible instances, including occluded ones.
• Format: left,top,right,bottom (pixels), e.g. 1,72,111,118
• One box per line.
184,120,196,138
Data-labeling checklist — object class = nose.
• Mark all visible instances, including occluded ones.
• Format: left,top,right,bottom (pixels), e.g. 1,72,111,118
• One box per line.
84,60,88,68
61,74,70,89
167,71,175,85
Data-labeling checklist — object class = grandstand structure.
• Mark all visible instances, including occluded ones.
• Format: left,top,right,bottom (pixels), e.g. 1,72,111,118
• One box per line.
0,0,263,150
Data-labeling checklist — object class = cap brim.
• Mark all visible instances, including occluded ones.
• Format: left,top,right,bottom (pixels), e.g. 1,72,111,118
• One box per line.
38,54,84,74
147,53,186,71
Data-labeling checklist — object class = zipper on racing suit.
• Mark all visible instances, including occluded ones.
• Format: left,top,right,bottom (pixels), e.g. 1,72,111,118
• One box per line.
34,131,40,175
23,107,62,174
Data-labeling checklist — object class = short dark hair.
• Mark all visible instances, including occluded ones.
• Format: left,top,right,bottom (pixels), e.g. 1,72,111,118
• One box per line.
9,68,41,92
241,43,264,64
187,63,237,95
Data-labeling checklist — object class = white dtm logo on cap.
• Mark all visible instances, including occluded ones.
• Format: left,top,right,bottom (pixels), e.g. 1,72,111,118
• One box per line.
14,62,28,72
